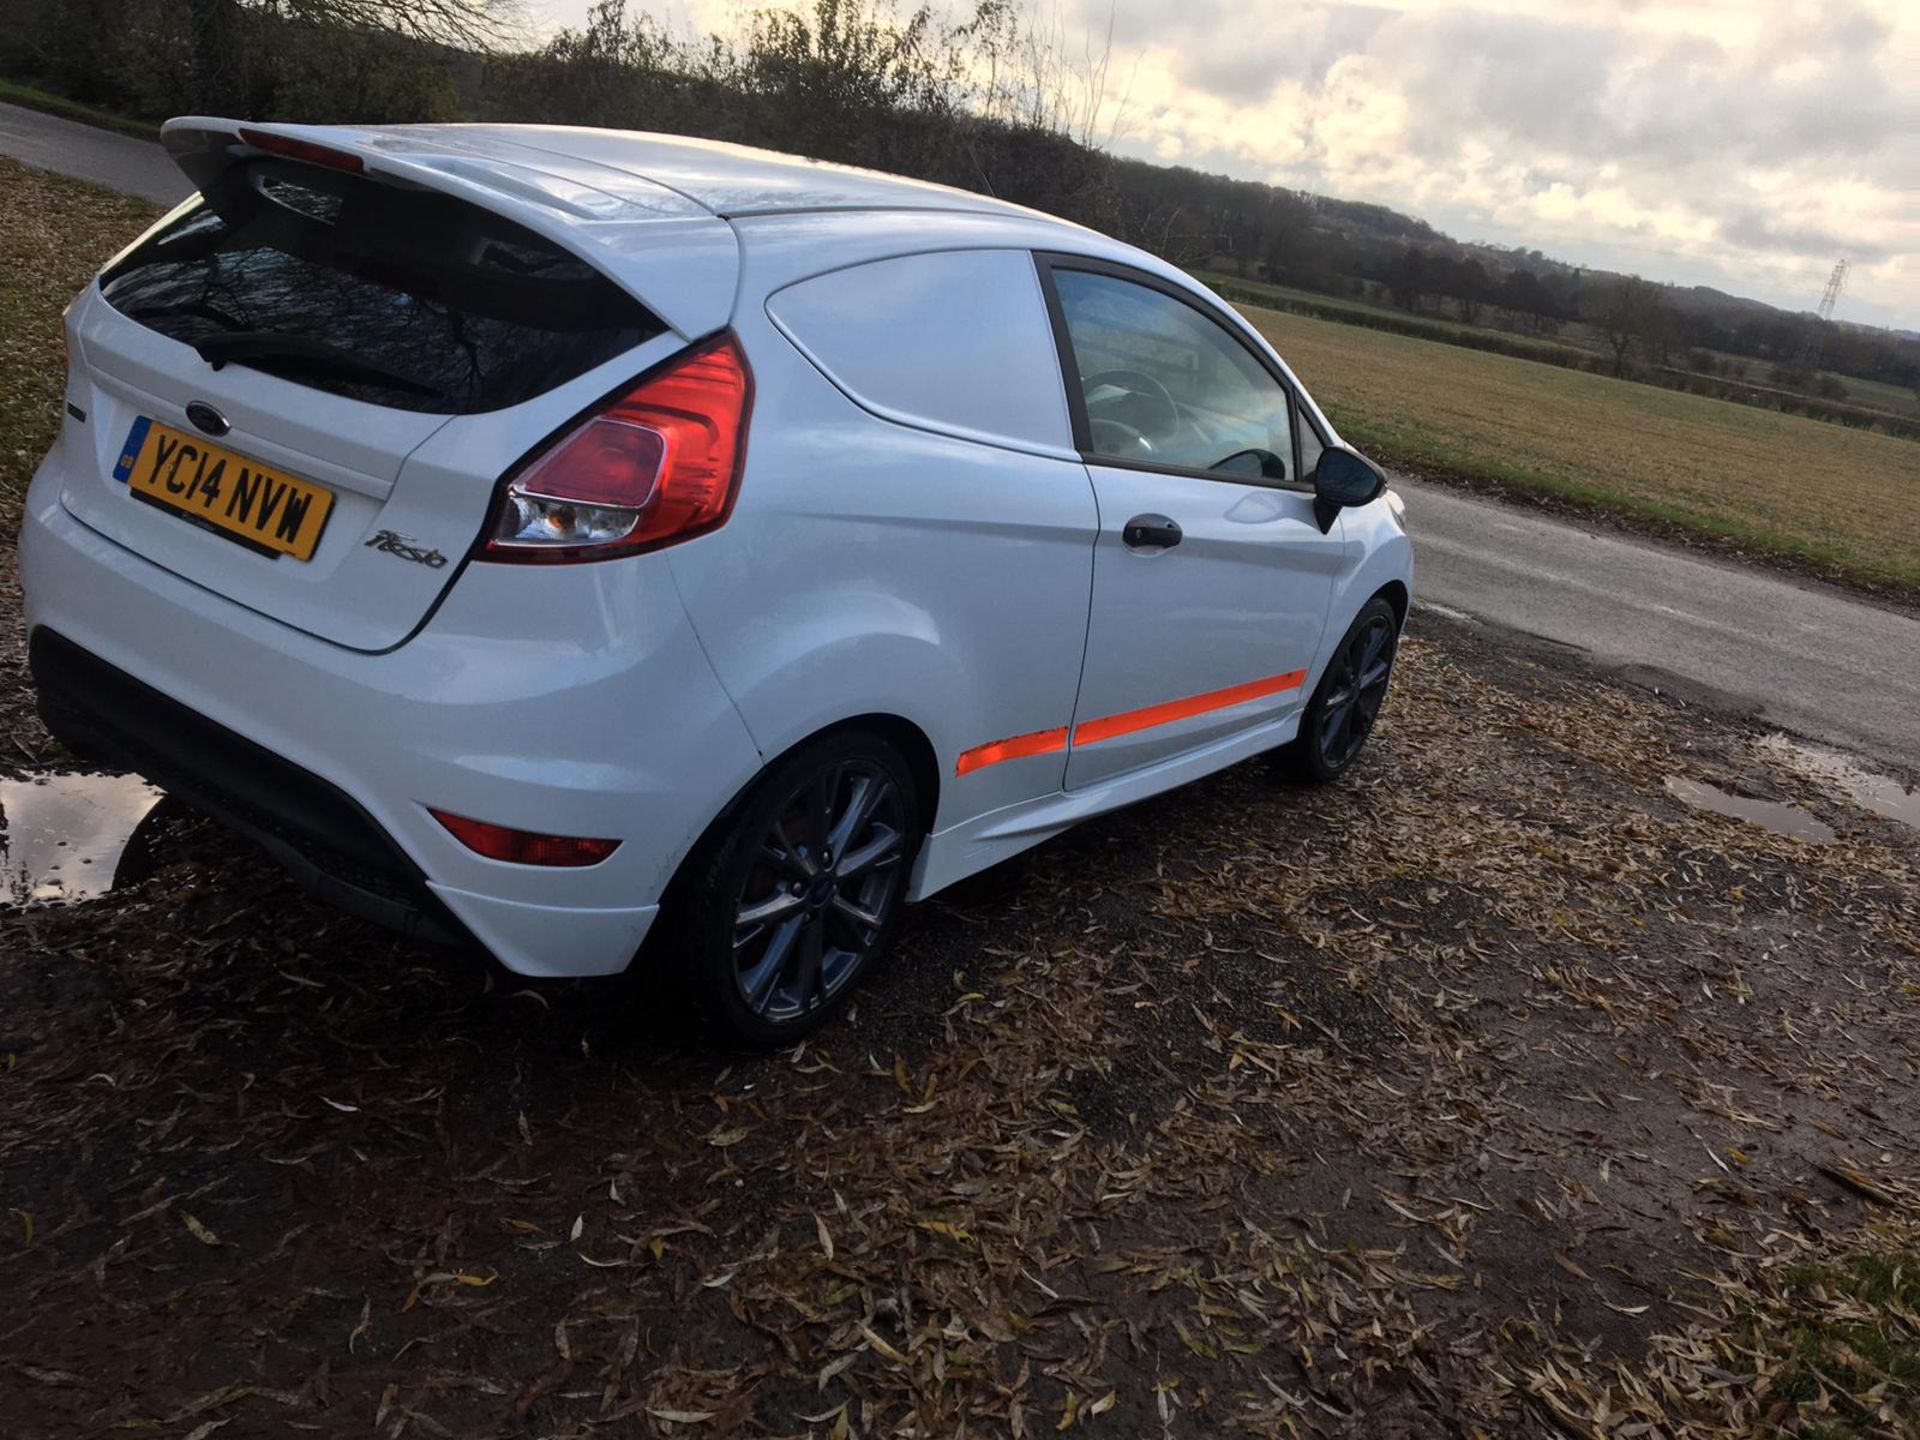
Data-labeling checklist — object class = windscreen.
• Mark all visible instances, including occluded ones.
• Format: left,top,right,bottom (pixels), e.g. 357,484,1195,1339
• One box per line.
99,159,665,415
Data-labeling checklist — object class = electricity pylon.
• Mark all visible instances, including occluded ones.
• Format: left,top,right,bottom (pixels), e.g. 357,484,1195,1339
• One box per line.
1816,258,1849,323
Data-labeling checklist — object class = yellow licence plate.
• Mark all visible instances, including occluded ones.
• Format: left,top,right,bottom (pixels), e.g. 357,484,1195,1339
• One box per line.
112,416,336,561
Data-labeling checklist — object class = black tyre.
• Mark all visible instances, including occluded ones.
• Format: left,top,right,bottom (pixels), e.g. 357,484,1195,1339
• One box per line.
673,730,920,1046
1276,597,1400,784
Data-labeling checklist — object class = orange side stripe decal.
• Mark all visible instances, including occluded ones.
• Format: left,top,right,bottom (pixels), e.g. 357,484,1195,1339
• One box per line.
1073,669,1307,747
954,725,1070,776
956,669,1308,774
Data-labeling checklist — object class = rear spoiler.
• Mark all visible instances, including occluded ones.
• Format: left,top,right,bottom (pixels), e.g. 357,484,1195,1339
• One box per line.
157,118,739,340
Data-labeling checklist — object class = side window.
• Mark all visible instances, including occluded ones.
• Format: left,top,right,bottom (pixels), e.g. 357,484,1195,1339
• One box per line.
1052,268,1294,480
1298,413,1326,481
766,249,1072,452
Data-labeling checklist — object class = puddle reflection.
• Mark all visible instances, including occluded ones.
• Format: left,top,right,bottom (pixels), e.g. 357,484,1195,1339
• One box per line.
1662,776,1837,844
1760,735,1920,834
0,772,164,905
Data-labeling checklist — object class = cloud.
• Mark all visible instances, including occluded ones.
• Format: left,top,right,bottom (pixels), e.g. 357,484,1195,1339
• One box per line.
1064,0,1919,323
523,0,1919,324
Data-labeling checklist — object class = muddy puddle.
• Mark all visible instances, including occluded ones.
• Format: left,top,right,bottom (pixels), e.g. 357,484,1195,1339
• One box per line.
1664,735,1919,846
0,773,164,905
1760,735,1920,833
1662,776,1838,844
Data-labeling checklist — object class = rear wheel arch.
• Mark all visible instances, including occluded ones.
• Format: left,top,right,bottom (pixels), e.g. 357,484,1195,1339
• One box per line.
830,713,940,838
754,712,941,839
1372,580,1410,629
653,712,940,918
648,715,937,1041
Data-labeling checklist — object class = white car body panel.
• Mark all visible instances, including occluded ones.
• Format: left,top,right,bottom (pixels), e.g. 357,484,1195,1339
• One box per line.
63,289,698,650
1065,468,1342,790
20,483,765,976
913,705,1308,896
662,345,1100,834
22,123,1411,982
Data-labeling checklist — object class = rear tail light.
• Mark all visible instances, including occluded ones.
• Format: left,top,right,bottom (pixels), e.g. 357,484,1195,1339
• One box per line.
481,334,752,564
431,809,621,867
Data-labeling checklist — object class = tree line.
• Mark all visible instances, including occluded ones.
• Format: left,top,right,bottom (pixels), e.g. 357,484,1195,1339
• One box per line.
5,0,1915,403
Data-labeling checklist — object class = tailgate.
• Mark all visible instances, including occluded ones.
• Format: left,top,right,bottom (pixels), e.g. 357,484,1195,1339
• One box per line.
57,120,737,652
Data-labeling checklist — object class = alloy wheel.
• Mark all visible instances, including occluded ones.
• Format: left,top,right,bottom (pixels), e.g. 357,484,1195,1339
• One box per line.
1315,613,1397,770
730,761,907,1022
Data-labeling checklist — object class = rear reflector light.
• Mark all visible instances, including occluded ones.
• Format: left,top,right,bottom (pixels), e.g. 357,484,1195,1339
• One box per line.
481,334,752,564
431,809,621,867
237,127,365,173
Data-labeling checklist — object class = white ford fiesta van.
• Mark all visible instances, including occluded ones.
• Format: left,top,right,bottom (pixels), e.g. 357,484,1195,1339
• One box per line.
23,121,1413,1042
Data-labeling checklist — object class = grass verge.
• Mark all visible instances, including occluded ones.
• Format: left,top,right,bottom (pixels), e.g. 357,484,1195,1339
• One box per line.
1767,1240,1920,1423
0,79,161,140
0,159,159,522
1244,302,1920,605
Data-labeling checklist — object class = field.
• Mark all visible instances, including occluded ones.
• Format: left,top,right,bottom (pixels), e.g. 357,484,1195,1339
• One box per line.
1205,270,1920,427
0,80,160,139
1245,302,1920,597
1200,269,1452,325
1845,370,1920,418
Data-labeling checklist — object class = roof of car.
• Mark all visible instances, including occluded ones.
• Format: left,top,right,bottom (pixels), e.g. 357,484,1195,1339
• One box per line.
158,118,1107,338
443,126,1062,222
168,119,1061,226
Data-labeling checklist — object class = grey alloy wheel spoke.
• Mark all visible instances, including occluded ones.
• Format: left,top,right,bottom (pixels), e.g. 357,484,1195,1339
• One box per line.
1323,704,1352,759
831,892,884,932
1356,621,1389,674
765,818,814,878
828,774,887,860
736,889,806,930
741,915,804,1013
732,755,910,1023
793,914,826,1008
837,826,902,880
806,766,839,850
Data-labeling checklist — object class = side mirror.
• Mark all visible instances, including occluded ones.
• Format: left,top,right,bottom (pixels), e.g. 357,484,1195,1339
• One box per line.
1310,447,1386,534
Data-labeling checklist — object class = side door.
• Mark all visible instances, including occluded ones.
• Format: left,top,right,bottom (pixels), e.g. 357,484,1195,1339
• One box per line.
1038,257,1346,791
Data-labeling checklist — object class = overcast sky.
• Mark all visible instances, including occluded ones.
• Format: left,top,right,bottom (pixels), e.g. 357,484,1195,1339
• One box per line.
525,0,1920,330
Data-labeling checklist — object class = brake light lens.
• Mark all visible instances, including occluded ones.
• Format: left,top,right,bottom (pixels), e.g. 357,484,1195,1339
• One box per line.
481,334,752,564
430,809,621,867
237,127,365,173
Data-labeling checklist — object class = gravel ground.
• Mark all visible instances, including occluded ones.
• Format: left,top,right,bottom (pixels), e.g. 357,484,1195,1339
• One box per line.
2,606,1918,1438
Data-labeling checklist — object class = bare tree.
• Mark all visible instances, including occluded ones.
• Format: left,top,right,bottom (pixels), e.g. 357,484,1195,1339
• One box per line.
1588,275,1661,378
187,0,520,108
959,0,1135,149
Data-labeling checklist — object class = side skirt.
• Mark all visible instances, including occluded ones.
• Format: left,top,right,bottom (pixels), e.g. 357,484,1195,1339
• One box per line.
907,709,1302,899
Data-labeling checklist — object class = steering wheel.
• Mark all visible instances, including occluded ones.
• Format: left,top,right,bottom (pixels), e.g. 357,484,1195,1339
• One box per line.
1083,369,1182,454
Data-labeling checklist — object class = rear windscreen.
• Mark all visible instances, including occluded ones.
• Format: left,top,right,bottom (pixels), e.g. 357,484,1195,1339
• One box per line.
99,159,666,415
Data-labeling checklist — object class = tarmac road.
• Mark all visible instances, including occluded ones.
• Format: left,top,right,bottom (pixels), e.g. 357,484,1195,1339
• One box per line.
1395,478,1917,771
0,100,190,206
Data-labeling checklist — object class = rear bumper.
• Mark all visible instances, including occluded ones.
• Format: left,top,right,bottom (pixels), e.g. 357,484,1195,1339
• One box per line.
19,467,765,978
32,628,467,947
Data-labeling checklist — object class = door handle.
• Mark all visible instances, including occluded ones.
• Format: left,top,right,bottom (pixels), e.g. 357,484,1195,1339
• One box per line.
1122,514,1182,550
